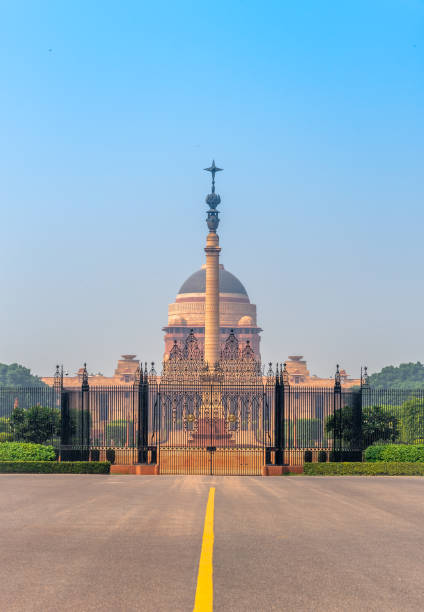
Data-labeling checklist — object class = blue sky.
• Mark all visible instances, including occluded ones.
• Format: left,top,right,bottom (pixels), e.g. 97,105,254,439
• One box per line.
1,0,423,378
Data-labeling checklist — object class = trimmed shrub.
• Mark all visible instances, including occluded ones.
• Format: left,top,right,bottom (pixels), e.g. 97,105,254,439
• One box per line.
0,461,110,474
365,444,424,463
0,442,56,461
318,450,327,463
304,450,313,463
106,449,116,464
90,449,100,462
382,444,424,462
364,445,385,462
304,462,424,476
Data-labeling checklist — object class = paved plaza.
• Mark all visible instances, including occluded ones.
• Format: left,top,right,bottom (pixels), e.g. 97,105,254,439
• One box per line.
0,475,423,611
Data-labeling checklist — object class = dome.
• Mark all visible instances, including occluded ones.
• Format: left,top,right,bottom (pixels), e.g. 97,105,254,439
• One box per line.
178,265,248,297
169,315,187,325
238,315,254,326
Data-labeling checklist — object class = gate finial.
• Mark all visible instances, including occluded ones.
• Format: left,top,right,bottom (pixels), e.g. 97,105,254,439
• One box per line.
361,365,369,389
149,362,157,377
282,362,289,386
334,364,341,390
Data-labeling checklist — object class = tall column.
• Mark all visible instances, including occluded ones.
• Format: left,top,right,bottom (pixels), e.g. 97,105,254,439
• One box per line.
203,160,223,370
204,231,221,367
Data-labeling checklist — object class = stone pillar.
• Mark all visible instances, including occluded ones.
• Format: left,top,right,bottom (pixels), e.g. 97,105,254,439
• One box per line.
204,231,221,368
203,160,223,370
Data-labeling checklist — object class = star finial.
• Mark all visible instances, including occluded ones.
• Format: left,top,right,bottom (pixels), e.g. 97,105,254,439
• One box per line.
204,160,223,193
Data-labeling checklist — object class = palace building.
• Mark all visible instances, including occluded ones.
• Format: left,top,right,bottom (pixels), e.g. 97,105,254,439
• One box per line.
42,354,359,388
34,162,367,477
41,161,359,389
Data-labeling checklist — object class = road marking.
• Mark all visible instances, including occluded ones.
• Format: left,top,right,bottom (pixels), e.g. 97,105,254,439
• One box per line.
193,487,215,612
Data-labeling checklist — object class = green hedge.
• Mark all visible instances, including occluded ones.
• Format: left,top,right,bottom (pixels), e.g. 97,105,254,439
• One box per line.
364,445,385,462
365,444,424,463
0,442,56,461
304,462,424,475
0,461,110,473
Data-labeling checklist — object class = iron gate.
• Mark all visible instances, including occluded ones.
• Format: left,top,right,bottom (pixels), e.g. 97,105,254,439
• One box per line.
149,379,274,475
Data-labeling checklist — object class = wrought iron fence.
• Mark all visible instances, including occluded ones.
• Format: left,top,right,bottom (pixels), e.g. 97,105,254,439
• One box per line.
149,378,274,475
1,376,424,470
361,387,424,446
0,386,59,448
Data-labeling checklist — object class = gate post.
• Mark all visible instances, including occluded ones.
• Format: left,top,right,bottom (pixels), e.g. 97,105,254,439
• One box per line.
333,364,342,462
55,365,69,460
351,388,363,461
275,363,286,466
135,362,149,464
355,366,369,460
148,363,158,466
265,363,274,466
281,363,289,465
81,363,90,460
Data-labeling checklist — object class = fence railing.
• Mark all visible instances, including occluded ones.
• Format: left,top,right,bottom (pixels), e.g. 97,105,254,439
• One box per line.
1,381,424,466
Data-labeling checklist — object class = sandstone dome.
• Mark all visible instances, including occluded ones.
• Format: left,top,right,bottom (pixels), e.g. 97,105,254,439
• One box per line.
164,262,261,361
178,264,248,297
238,315,254,327
169,315,187,325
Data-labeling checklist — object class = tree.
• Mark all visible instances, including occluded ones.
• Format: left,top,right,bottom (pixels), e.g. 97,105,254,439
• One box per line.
362,406,399,447
325,405,399,448
325,405,355,446
0,416,10,433
368,362,424,390
400,398,424,444
0,416,12,442
0,363,46,388
10,405,61,444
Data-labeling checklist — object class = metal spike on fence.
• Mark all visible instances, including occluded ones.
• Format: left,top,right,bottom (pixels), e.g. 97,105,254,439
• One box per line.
149,362,157,377
53,364,63,399
134,363,141,385
362,365,370,389
282,362,289,386
334,364,341,390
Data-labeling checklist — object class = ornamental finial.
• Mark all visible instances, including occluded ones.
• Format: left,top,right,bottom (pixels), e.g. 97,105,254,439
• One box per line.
204,160,223,194
204,160,223,233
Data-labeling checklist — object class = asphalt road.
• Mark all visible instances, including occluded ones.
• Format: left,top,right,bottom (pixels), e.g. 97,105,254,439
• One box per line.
0,475,424,611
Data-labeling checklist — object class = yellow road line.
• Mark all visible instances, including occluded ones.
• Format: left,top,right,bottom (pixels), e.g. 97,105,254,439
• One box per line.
193,487,215,612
